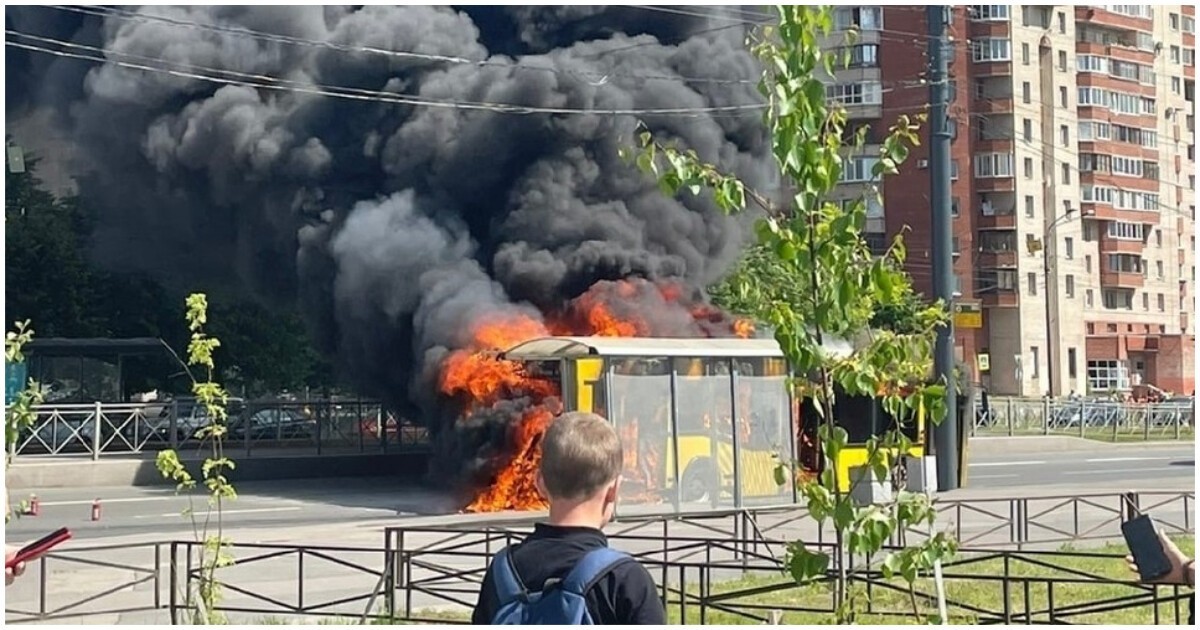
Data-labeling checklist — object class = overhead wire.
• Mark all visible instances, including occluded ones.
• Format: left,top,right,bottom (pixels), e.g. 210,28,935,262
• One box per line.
5,32,767,118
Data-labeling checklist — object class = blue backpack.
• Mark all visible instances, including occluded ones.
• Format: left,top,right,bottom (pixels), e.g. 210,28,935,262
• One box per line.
489,546,631,625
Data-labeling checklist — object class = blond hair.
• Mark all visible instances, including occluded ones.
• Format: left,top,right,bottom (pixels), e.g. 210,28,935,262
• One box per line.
539,412,623,500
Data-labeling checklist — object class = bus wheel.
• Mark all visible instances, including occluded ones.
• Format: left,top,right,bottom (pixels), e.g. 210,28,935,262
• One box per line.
680,459,716,503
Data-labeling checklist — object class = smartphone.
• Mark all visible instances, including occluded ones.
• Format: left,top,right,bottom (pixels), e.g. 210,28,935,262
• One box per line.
5,527,72,569
1121,514,1172,582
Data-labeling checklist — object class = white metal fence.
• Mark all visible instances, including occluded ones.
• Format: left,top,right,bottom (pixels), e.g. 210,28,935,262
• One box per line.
972,397,1194,440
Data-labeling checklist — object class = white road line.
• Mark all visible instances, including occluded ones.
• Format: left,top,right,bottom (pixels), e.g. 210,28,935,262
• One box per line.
1064,467,1167,476
1083,456,1178,463
971,460,1046,468
40,496,177,507
969,474,1019,479
135,507,302,519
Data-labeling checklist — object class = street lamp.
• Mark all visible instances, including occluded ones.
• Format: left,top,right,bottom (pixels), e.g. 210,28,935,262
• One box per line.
1041,206,1076,397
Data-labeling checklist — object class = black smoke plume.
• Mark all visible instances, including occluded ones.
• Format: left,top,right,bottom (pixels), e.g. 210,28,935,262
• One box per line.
6,6,771,446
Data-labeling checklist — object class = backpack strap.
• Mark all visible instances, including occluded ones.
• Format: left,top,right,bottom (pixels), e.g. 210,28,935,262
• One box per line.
561,547,632,595
490,547,528,604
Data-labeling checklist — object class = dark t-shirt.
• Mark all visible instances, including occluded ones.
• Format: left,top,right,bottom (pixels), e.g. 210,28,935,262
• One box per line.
471,523,665,625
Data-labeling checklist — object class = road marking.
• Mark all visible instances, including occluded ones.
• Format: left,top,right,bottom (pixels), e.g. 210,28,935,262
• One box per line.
969,474,1019,479
1064,467,1169,476
971,460,1046,468
1084,456,1176,463
41,496,177,507
136,507,302,519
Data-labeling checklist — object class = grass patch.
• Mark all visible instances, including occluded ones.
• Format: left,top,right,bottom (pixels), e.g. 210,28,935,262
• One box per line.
667,538,1194,625
250,539,1194,625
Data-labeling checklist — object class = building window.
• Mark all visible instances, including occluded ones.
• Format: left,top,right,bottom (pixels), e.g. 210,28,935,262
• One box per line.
825,81,883,105
970,5,1010,20
844,44,880,68
973,38,1012,62
1172,77,1182,94
1155,229,1162,246
1028,272,1037,295
1024,195,1035,217
1107,222,1144,240
1085,255,1092,272
833,6,883,31
841,156,880,182
1066,274,1075,298
1031,346,1040,379
1024,157,1033,179
1107,254,1143,273
1057,49,1067,71
1186,48,1196,67
1085,289,1094,307
1068,348,1078,379
1104,289,1133,310
1059,124,1069,146
1021,42,1030,65
1023,118,1032,141
1022,81,1031,104
1065,237,1074,259
1078,55,1108,73
1087,360,1127,391
1158,293,1165,311
1186,15,1196,34
1061,162,1071,184
1143,292,1150,310
1057,11,1066,33
1171,12,1180,30
1059,86,1067,108
974,152,1014,178
1156,260,1164,278
1171,46,1181,64
951,197,960,217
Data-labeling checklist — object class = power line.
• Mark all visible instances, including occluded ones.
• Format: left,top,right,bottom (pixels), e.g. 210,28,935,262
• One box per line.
45,5,759,87
5,34,766,118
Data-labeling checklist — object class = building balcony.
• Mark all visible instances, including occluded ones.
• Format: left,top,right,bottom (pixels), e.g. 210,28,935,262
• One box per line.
978,250,1018,267
975,174,1016,192
1098,234,1145,254
1076,72,1156,96
973,61,1012,78
980,289,1019,308
973,98,1013,114
1100,269,1145,289
1080,203,1159,224
974,137,1015,154
1076,6,1153,34
977,211,1017,230
968,19,1010,38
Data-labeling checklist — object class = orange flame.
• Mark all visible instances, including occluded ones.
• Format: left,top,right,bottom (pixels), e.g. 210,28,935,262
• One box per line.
442,279,758,513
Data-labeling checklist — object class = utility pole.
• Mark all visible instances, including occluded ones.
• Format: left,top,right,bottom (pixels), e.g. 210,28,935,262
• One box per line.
927,5,959,491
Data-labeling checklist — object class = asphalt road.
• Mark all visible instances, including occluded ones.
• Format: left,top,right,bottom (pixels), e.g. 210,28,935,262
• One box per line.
6,442,1193,543
966,442,1194,488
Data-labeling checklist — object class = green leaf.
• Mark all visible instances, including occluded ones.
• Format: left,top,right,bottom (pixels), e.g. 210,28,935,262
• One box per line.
786,542,831,584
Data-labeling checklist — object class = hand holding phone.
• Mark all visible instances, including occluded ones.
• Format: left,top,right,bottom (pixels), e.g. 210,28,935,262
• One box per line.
5,527,72,576
1121,515,1179,583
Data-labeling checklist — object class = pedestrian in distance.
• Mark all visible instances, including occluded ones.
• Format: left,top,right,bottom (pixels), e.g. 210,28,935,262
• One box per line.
1125,527,1194,624
471,411,665,625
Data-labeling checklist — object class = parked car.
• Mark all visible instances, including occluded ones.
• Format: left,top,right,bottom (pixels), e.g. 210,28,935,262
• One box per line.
226,407,316,442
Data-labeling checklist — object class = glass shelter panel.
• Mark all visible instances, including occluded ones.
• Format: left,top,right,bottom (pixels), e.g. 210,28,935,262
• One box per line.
734,359,793,507
672,358,736,509
607,358,672,511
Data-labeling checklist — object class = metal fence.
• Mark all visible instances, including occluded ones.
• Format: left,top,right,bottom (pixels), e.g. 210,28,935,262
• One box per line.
8,399,430,459
972,397,1195,440
7,491,1192,625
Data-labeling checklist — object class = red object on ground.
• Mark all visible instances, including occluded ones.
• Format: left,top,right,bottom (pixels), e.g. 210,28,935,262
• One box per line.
28,494,40,517
90,499,101,522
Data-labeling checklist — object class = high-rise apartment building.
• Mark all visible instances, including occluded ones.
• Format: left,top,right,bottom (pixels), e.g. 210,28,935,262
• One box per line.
824,5,1195,396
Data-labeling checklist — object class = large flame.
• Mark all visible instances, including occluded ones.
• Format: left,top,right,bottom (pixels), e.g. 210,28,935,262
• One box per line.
441,278,756,512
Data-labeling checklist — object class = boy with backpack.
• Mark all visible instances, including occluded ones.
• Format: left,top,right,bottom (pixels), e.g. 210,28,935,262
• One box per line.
471,411,665,625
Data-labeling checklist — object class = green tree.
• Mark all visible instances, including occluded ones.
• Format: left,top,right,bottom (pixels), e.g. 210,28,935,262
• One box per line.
156,294,237,624
207,299,329,397
628,6,955,622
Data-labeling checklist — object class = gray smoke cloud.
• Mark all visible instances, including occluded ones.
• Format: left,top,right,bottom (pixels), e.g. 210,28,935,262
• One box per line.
6,5,771,428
